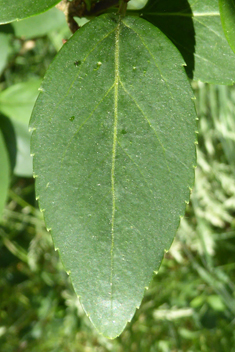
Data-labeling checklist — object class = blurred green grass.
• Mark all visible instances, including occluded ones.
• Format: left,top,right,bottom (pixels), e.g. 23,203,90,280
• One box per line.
0,6,235,352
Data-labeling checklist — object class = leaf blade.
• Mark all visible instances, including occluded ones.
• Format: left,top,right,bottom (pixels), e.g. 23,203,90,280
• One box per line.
30,14,197,338
0,0,60,24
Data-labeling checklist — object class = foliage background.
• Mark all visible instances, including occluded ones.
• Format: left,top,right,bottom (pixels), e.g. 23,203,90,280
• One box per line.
0,4,235,352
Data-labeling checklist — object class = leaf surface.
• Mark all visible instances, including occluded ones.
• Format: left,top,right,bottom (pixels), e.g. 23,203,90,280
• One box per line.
219,0,235,54
142,0,235,84
30,14,196,338
0,0,60,24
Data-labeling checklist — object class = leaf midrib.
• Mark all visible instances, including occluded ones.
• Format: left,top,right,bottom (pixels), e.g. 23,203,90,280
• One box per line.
110,16,120,311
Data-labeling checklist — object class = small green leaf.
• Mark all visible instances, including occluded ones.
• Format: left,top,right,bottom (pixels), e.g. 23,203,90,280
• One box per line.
219,0,235,54
0,80,41,124
30,14,196,338
0,80,40,176
0,128,10,220
0,0,60,24
142,0,235,84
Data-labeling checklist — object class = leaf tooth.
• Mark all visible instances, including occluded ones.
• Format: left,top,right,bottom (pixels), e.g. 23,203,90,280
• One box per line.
184,200,189,205
32,172,38,178
40,208,45,213
35,195,40,201
30,153,35,157
46,227,52,232
66,270,71,275
38,87,45,92
55,247,59,252
46,182,50,189
28,127,36,132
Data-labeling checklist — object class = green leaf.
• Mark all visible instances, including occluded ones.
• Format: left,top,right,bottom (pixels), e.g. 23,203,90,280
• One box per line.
0,127,10,220
12,7,67,39
0,80,41,124
0,114,17,173
219,0,235,54
0,0,60,24
13,121,33,177
142,0,235,84
0,80,40,176
0,32,13,75
30,14,196,338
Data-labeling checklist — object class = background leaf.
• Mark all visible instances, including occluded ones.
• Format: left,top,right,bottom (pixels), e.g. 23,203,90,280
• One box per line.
0,80,41,124
0,32,13,75
30,14,196,338
219,0,235,54
0,80,41,176
142,0,235,84
0,128,10,220
0,114,17,173
12,7,67,39
12,121,33,177
0,0,61,24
